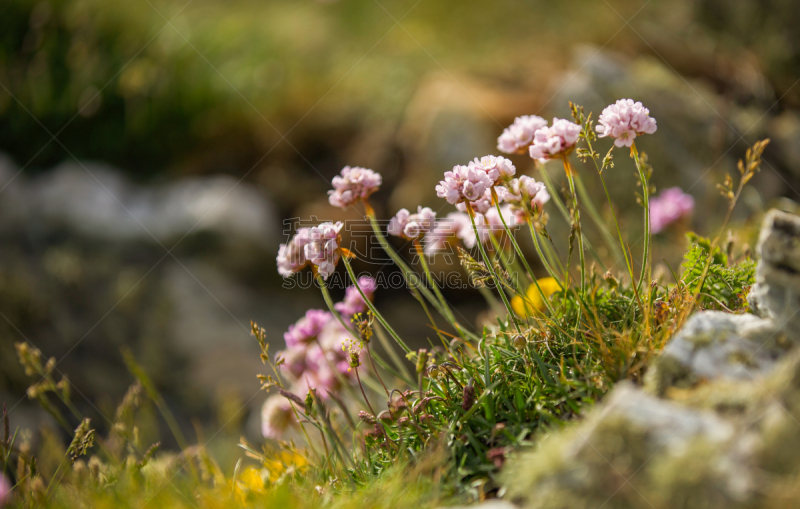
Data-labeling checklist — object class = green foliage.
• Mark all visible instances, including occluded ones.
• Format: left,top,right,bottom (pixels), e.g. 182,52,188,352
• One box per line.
680,233,755,311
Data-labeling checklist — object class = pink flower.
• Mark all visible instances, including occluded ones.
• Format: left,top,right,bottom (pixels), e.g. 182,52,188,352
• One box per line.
650,187,694,234
316,320,365,381
261,395,295,439
0,474,10,507
456,188,494,215
424,212,473,254
388,206,437,240
528,118,582,161
596,99,657,148
335,276,377,316
284,309,332,348
498,176,550,213
328,166,382,208
436,165,493,206
277,228,311,277
303,222,343,279
497,115,549,154
469,155,516,184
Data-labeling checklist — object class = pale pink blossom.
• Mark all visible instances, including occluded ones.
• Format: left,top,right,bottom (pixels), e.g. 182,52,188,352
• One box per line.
303,222,343,279
284,309,332,348
278,345,312,379
456,188,494,215
469,155,516,184
528,118,582,161
335,276,377,316
424,212,473,254
498,176,550,213
596,99,657,148
388,206,437,240
436,165,493,205
277,228,311,277
497,115,549,154
316,320,365,381
650,187,694,234
328,166,382,208
261,395,295,439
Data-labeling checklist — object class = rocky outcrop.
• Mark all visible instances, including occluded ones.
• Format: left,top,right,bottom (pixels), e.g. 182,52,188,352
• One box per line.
504,209,800,509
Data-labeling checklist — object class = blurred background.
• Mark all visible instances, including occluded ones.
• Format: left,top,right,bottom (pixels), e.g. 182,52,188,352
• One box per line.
2,0,800,462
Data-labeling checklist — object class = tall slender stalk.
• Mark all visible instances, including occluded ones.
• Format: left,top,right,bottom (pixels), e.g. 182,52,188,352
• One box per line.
340,254,412,353
562,156,586,292
630,142,650,295
465,202,521,333
490,187,538,287
363,201,473,340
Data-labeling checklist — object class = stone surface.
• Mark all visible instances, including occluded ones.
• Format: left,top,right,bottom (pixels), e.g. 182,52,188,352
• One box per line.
503,209,800,509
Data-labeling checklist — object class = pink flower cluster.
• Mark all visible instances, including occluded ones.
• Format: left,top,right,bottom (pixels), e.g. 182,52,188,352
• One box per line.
388,206,437,240
497,176,550,213
596,99,657,148
436,164,493,205
528,118,582,161
263,278,375,439
303,222,343,279
276,228,310,277
335,276,377,316
328,166,382,209
283,308,331,348
497,115,548,154
435,155,516,212
424,205,519,253
469,155,516,184
649,187,694,234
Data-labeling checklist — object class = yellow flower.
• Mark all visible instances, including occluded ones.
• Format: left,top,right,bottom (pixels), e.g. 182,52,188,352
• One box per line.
511,277,560,316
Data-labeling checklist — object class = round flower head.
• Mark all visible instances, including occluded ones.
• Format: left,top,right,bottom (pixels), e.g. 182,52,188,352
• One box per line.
284,309,332,348
456,188,494,215
303,222,344,279
528,118,582,162
497,115,549,154
276,227,311,277
596,99,657,148
316,320,365,380
335,276,377,316
328,166,382,209
650,187,694,234
424,212,473,254
261,395,295,440
469,155,516,184
498,176,550,212
435,165,493,206
388,206,437,240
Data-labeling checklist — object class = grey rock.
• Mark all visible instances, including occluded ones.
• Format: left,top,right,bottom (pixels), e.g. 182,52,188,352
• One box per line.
2,160,278,246
748,209,800,333
577,383,734,456
654,311,778,389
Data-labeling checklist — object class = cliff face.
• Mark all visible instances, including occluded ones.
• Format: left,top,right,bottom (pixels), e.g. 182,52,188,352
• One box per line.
504,209,800,509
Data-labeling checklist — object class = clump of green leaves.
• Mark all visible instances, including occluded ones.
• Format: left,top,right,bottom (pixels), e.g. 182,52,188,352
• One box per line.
680,233,755,311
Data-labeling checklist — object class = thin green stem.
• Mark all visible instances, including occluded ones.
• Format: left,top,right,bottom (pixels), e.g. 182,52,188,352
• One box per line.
527,218,564,285
363,202,474,340
413,240,458,347
631,142,650,295
490,187,539,287
465,203,521,333
563,157,586,292
341,255,412,353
